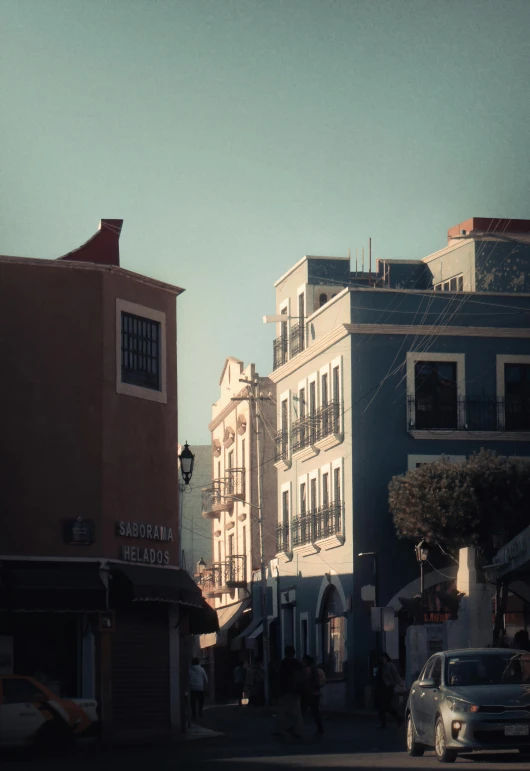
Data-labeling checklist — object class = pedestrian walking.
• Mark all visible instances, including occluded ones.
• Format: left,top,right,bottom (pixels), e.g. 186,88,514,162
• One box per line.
375,653,403,729
273,645,304,739
233,661,246,706
301,654,324,735
189,657,208,721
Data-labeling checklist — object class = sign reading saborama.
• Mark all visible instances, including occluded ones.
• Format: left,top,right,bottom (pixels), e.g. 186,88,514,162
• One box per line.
116,521,174,565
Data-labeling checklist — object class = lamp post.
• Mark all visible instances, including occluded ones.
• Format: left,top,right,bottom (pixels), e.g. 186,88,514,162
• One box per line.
415,540,429,599
358,551,380,652
178,442,195,568
197,557,206,576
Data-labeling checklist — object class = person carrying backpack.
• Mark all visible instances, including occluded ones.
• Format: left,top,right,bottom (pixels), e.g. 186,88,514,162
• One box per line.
301,655,324,735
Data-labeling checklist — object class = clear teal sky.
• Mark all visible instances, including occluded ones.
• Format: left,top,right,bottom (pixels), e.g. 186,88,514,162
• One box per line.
2,0,529,444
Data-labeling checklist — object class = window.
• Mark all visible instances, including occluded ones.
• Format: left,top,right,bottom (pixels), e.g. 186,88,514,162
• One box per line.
457,276,464,291
414,361,457,429
241,439,245,469
450,277,457,291
228,534,234,556
217,541,222,563
321,374,329,406
282,490,289,526
300,483,307,516
2,679,46,705
310,478,317,513
427,657,442,686
319,293,328,308
505,363,530,430
121,312,161,391
242,526,247,553
228,451,234,469
333,467,341,503
281,307,288,352
332,366,341,432
298,292,305,322
322,587,345,676
322,473,329,508
321,373,329,434
309,381,316,442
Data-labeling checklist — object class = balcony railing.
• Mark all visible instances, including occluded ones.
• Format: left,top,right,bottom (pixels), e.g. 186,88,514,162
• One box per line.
290,323,305,357
199,557,247,595
273,335,288,370
276,523,290,553
291,503,344,548
408,395,530,432
291,512,314,548
316,401,341,439
275,429,289,462
313,502,344,541
291,414,315,453
225,468,246,499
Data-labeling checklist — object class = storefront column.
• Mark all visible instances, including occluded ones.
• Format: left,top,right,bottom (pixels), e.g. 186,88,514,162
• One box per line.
169,606,180,731
99,627,113,740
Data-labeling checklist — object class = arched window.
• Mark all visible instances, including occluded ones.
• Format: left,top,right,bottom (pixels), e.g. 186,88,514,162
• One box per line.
319,293,328,308
322,586,345,676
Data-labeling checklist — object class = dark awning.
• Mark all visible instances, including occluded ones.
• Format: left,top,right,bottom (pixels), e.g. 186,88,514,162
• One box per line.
0,561,107,612
110,564,204,608
185,600,219,635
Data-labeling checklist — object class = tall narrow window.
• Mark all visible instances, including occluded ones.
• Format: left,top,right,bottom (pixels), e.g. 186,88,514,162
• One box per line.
298,388,306,449
281,307,288,361
505,363,530,430
319,293,328,308
322,473,329,508
332,366,340,432
282,490,289,526
217,541,222,563
321,374,329,406
228,450,233,469
242,526,247,553
457,276,464,291
228,534,234,556
241,439,245,469
281,399,289,459
414,361,457,429
333,467,341,503
321,373,329,436
300,483,307,516
310,477,317,513
309,381,316,442
298,292,305,321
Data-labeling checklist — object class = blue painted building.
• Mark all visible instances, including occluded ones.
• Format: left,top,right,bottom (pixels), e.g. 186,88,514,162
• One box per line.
251,217,530,708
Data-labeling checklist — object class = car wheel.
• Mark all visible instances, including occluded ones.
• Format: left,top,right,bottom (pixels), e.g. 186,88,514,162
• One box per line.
434,717,456,763
406,713,425,757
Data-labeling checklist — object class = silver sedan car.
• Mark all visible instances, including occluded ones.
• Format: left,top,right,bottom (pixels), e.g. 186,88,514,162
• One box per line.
406,648,530,762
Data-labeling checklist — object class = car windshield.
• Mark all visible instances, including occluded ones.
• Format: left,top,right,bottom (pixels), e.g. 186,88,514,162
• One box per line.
446,653,530,687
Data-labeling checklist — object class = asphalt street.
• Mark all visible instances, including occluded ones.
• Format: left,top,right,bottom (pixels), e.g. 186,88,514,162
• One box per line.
2,705,530,770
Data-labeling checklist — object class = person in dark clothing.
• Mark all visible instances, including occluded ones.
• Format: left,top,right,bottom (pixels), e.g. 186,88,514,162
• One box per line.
273,645,304,738
375,653,403,729
301,654,324,735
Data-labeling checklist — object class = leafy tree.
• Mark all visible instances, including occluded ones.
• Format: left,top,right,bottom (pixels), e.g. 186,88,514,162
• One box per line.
389,450,530,560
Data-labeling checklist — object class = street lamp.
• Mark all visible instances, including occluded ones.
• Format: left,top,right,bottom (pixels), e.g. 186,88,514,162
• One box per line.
178,441,195,486
415,540,429,598
197,557,206,576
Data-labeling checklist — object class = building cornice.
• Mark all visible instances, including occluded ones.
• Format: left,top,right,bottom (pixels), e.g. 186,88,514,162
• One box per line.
0,255,184,296
269,322,530,383
343,323,530,338
208,386,249,432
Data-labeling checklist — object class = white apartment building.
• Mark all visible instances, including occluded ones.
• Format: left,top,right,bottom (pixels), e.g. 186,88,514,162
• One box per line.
199,358,276,700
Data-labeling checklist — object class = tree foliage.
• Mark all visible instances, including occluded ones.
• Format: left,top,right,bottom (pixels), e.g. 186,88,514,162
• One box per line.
389,450,530,558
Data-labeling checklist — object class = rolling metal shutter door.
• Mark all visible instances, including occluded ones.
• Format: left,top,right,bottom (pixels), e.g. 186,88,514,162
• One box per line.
112,607,170,729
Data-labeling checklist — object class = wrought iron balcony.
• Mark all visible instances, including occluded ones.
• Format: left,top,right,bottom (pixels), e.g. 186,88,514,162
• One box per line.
201,487,219,519
276,523,290,554
225,468,245,499
223,555,246,587
291,512,315,548
289,322,305,357
316,401,341,440
408,395,530,432
291,414,317,453
200,563,223,597
313,502,344,541
275,430,289,462
273,335,288,370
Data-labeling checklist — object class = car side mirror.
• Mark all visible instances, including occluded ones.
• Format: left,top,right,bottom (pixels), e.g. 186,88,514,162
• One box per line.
418,678,436,688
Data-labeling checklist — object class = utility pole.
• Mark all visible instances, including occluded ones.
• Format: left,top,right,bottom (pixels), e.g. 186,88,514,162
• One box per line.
232,376,272,706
